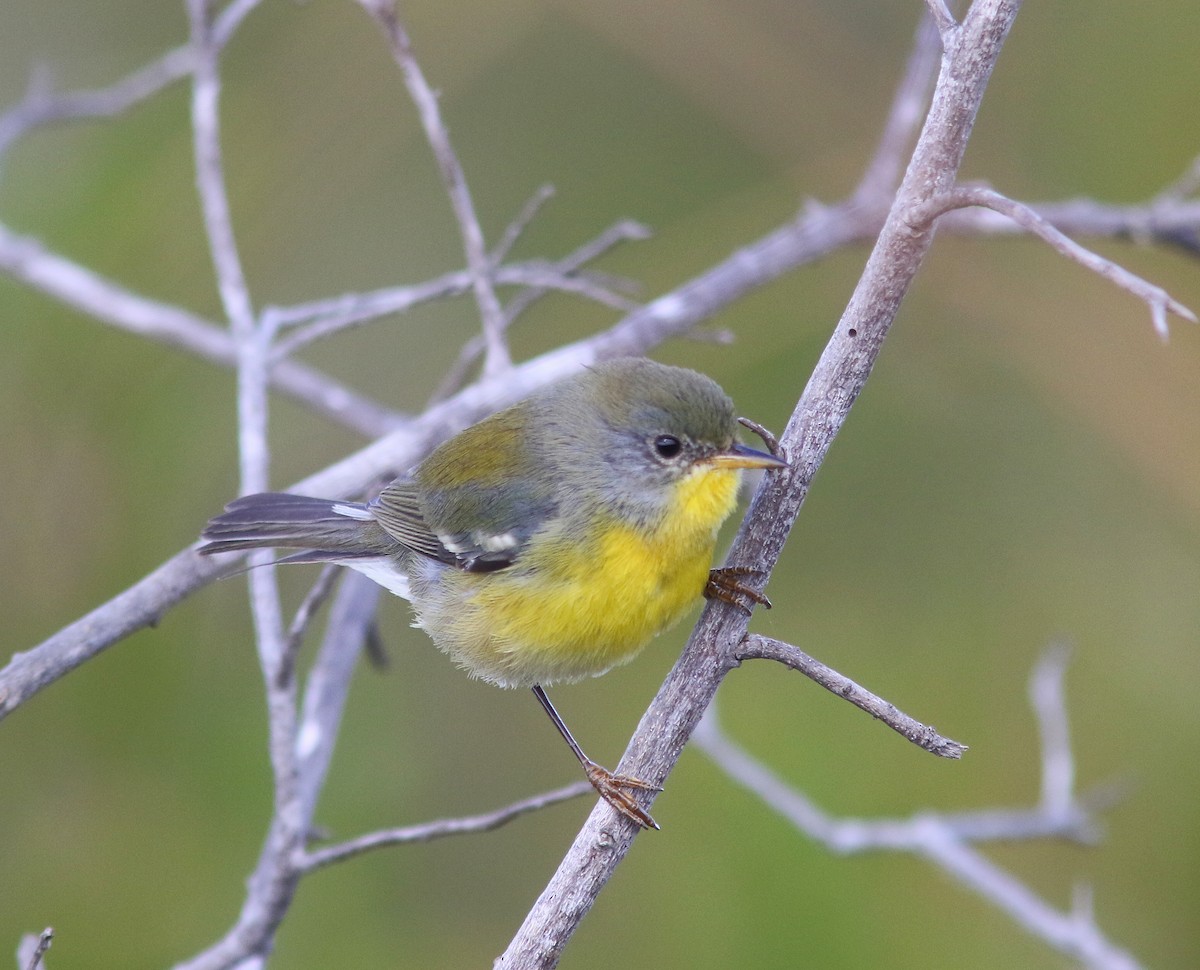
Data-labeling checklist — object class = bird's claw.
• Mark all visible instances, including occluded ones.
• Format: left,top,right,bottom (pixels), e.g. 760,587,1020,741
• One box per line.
584,761,660,830
705,566,772,613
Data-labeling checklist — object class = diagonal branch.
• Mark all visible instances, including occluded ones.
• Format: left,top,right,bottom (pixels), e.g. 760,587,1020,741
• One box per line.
0,221,402,436
913,184,1197,338
267,225,647,363
736,634,967,757
356,0,509,375
497,3,1024,965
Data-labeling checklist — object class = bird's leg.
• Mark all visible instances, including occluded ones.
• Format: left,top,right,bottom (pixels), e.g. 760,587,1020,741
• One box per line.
531,684,660,830
705,566,772,613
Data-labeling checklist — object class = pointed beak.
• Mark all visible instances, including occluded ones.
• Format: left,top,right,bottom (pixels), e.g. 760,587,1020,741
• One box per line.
705,441,788,471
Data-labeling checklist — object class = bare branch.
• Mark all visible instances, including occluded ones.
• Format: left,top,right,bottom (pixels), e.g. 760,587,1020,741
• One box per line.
914,184,1197,338
187,0,270,493
299,782,593,872
0,222,402,436
498,3,1024,964
357,0,509,375
939,195,1200,256
1029,640,1076,816
917,829,1141,970
0,51,192,165
16,929,53,970
278,565,340,691
294,573,381,822
177,10,304,969
737,634,967,758
692,695,1142,970
0,0,258,166
491,183,557,265
268,243,645,363
854,12,943,202
924,0,959,38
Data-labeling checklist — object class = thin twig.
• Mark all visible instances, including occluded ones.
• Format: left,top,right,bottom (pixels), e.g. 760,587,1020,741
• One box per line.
692,693,1140,970
294,573,382,823
357,0,510,375
854,11,944,203
1029,640,1076,817
299,782,593,872
177,7,300,969
0,221,401,436
0,51,194,165
938,195,1200,257
278,565,341,690
268,256,642,362
492,183,556,265
924,0,959,37
0,0,260,166
429,221,651,403
913,184,1197,338
16,928,53,970
736,634,967,758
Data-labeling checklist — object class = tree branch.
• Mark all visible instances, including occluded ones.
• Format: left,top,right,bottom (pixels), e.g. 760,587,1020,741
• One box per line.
15,929,53,970
914,184,1197,338
0,221,403,436
691,646,1141,970
736,634,967,758
0,0,260,166
267,228,646,362
299,782,593,872
497,2,1024,964
356,0,510,375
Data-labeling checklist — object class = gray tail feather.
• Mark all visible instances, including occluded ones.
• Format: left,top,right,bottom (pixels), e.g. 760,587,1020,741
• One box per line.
199,492,383,557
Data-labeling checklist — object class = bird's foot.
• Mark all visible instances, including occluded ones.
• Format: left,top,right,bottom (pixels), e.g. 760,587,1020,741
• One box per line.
705,566,772,613
583,760,661,830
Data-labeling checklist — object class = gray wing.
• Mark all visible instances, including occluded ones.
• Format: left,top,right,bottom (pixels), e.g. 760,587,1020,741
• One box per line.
369,479,527,574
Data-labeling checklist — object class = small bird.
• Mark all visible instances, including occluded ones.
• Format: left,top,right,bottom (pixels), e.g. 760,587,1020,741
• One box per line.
200,357,786,828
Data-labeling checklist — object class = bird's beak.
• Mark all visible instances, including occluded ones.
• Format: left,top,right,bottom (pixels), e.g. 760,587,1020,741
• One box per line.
705,442,788,470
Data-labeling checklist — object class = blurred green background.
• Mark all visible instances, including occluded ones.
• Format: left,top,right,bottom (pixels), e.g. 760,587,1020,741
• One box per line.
2,1,1198,967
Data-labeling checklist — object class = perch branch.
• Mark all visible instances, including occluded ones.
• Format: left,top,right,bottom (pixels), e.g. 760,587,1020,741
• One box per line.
497,3,1023,965
491,183,557,266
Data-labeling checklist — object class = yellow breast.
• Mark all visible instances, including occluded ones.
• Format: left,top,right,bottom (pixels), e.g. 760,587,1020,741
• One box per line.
430,464,742,687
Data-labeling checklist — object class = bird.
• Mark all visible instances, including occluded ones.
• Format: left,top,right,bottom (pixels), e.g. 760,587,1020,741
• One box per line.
199,357,786,828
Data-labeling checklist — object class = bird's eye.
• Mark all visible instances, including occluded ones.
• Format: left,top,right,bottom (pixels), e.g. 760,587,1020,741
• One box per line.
653,434,683,459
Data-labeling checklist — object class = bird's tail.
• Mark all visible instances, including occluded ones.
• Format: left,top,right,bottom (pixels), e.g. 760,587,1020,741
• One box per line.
199,492,389,560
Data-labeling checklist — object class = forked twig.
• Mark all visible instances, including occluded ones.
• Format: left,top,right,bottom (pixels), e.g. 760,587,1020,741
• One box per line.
913,184,1197,338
